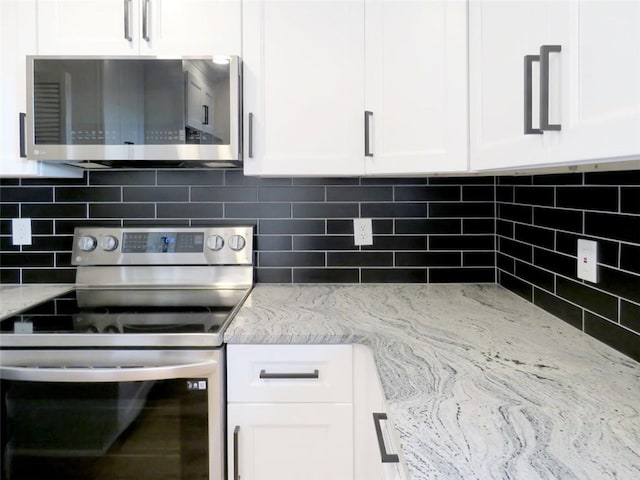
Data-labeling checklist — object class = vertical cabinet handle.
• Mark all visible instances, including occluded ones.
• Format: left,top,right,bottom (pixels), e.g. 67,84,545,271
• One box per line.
539,45,562,131
123,0,132,41
142,0,151,41
364,110,374,157
233,425,240,480
202,105,209,125
248,112,254,158
19,113,27,158
372,412,400,463
523,55,542,135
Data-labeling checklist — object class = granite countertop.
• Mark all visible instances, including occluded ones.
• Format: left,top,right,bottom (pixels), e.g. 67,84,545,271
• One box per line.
225,284,640,480
0,284,74,320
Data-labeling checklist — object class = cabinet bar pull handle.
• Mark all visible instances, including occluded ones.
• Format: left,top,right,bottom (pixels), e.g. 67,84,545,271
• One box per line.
202,105,209,125
372,412,400,463
142,0,151,41
259,369,319,380
539,45,562,131
124,0,132,41
524,55,542,135
364,110,374,156
233,425,240,480
19,113,26,158
248,112,254,158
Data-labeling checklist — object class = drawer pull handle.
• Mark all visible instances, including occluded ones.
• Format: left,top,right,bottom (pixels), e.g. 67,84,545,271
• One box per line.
259,369,319,380
372,412,400,463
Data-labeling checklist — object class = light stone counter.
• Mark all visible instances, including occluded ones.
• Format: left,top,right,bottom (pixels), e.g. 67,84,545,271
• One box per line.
0,284,74,320
225,284,640,480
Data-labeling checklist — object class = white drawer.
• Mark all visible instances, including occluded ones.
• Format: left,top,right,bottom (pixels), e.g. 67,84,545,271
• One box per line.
227,344,353,403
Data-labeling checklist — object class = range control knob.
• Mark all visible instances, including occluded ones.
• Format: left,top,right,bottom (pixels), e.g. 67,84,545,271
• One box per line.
206,235,225,251
101,235,119,251
228,234,246,251
78,235,98,252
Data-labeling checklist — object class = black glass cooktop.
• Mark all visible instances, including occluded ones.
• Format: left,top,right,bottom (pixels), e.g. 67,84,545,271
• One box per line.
1,290,232,335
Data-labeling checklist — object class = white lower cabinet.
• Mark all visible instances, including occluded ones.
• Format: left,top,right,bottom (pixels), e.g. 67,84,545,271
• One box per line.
227,403,353,480
226,344,406,480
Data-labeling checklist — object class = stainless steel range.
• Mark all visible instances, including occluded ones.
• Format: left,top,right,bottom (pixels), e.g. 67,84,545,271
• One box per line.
0,226,254,480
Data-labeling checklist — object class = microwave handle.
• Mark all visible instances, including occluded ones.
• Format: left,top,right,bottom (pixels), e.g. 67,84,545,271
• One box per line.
19,113,26,158
248,112,254,158
0,359,219,383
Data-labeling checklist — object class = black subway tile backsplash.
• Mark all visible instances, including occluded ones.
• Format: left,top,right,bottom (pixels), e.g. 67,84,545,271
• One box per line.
56,186,122,203
292,268,359,283
621,187,640,214
514,224,555,250
620,244,640,275
514,186,555,206
361,268,427,283
2,168,639,362
584,312,640,361
585,212,640,244
498,170,640,361
533,288,583,329
621,300,640,334
556,186,619,212
394,185,459,202
534,207,583,233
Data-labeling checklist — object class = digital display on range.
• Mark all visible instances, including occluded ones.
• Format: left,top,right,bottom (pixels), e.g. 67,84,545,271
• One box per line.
122,232,204,253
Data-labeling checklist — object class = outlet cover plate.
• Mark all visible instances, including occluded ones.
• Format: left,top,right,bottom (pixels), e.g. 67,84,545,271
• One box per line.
577,239,598,283
353,218,373,246
12,218,32,246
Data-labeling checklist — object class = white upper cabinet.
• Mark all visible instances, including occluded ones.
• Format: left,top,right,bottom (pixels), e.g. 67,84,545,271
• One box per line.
470,0,640,171
243,0,468,177
36,0,241,56
364,0,468,175
469,0,556,170
550,0,640,164
0,0,80,178
242,0,366,176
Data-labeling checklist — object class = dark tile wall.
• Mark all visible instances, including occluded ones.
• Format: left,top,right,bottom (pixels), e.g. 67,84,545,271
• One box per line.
0,169,496,285
496,170,640,361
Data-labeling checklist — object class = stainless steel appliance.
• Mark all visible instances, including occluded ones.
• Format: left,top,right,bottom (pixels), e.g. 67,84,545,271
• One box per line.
0,226,254,480
23,56,241,168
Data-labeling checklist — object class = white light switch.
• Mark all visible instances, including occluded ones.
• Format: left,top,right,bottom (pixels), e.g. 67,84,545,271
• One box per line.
12,218,32,246
577,239,598,283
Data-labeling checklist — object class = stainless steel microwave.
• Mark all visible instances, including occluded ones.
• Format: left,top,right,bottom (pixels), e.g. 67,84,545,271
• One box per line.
24,56,241,168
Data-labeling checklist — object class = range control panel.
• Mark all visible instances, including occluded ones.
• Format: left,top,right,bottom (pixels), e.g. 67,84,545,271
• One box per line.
72,226,253,266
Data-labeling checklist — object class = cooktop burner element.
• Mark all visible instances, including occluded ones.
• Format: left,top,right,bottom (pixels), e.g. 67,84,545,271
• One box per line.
0,226,254,349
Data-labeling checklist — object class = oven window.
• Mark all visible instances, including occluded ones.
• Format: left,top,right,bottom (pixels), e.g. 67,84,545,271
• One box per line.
1,379,209,480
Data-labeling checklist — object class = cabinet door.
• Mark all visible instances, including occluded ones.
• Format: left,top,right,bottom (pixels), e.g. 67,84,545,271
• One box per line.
469,0,558,171
227,403,354,480
550,0,640,164
243,0,365,176
140,0,241,56
353,345,407,480
0,0,80,178
37,0,140,55
364,0,468,175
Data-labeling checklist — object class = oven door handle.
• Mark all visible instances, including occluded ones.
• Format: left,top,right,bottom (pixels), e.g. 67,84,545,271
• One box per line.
0,360,219,383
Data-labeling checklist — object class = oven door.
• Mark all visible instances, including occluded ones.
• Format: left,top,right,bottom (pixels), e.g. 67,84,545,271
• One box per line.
0,349,224,480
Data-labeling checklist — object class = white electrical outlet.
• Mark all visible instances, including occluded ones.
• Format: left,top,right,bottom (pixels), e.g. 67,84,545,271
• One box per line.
12,218,32,246
353,218,373,246
577,239,598,283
